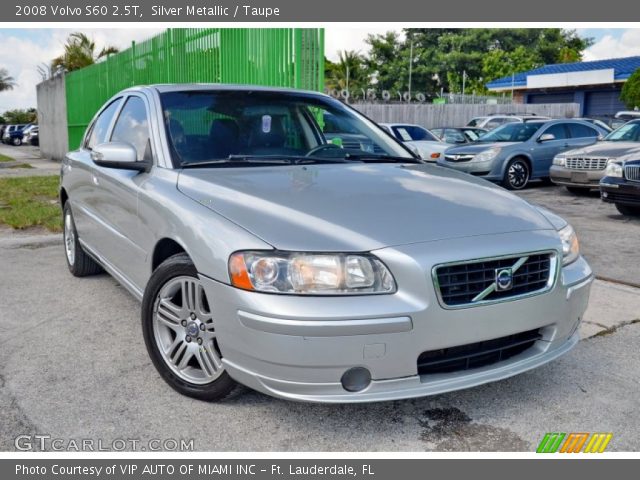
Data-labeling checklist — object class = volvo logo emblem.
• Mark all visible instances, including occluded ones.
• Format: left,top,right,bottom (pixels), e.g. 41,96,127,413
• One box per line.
495,268,514,291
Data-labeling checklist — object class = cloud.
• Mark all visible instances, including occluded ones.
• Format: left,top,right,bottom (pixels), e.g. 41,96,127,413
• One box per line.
583,29,640,61
0,28,163,112
324,27,401,61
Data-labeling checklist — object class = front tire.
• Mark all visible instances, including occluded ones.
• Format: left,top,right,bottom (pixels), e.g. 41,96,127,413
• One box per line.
502,158,530,190
63,203,103,277
615,203,640,216
141,253,239,401
12,137,22,146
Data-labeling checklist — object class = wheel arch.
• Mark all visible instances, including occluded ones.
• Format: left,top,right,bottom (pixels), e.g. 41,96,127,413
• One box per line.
151,237,193,272
503,153,533,176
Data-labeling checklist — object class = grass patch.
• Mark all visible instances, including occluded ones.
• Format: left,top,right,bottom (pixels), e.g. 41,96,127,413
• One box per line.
0,176,61,231
0,153,15,162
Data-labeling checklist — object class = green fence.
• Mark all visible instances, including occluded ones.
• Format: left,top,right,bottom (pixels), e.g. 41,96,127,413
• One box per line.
65,28,325,149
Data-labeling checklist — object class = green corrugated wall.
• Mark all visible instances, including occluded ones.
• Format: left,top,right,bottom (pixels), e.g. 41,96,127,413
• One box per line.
65,28,325,149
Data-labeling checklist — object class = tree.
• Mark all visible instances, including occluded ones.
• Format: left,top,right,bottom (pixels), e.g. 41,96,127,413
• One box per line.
51,32,119,74
324,50,371,97
3,108,37,124
621,68,640,110
363,29,593,96
0,68,16,92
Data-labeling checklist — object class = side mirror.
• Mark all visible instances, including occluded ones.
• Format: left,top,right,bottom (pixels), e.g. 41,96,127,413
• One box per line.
537,133,556,143
91,142,150,172
597,135,605,141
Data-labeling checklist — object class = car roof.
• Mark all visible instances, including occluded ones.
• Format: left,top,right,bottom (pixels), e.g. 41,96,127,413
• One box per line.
129,83,328,97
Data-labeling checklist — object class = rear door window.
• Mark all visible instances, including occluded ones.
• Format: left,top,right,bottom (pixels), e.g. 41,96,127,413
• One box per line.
568,123,600,139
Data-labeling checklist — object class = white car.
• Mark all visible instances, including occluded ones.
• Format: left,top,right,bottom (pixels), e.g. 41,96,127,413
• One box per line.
467,114,550,131
379,123,449,161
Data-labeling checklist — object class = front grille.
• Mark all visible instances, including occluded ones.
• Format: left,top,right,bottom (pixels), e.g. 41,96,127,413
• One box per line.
434,253,554,307
603,191,640,205
445,154,474,162
625,164,640,182
565,157,608,170
418,329,542,375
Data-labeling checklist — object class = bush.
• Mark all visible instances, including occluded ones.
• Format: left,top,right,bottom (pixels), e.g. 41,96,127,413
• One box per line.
620,68,640,110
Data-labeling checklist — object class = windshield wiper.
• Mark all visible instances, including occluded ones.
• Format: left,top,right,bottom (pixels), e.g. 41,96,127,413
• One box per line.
180,154,354,168
343,153,422,163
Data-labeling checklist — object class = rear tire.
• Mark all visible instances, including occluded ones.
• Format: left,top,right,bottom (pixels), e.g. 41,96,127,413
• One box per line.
615,203,640,216
141,253,240,402
63,203,103,277
502,158,530,190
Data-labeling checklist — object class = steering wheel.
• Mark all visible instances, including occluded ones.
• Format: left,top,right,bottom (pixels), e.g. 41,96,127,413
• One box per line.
306,143,343,157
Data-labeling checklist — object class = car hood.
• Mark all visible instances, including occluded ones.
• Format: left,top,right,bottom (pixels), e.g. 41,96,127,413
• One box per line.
445,142,519,154
561,141,640,159
177,163,555,252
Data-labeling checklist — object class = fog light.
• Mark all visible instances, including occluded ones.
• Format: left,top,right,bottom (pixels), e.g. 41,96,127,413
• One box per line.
340,367,372,392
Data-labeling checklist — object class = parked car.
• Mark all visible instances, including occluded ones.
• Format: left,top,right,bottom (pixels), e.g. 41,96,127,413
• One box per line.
611,110,640,130
466,114,550,131
20,125,37,144
379,122,448,161
24,125,39,146
60,85,592,403
600,158,640,216
439,119,608,190
2,124,27,145
551,120,640,193
430,127,488,144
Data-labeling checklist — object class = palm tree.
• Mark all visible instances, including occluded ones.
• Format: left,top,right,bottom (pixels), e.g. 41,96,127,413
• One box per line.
0,68,16,92
325,50,370,96
51,32,119,74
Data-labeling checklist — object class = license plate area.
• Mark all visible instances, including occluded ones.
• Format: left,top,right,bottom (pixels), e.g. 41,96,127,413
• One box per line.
571,172,589,183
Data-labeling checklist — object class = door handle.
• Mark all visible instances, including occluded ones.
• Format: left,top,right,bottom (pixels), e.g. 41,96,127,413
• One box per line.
92,173,100,186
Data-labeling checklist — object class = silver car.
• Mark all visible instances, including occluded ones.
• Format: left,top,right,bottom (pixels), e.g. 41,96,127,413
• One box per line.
60,85,593,403
439,120,608,190
551,120,640,193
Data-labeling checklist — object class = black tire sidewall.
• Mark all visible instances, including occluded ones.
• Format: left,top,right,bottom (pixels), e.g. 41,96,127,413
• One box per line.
615,203,640,216
504,158,530,190
141,254,237,402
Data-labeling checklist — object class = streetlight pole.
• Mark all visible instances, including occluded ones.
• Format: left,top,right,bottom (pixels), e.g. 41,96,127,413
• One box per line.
408,39,414,103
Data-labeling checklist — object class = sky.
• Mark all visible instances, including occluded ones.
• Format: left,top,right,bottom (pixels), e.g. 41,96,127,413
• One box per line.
0,27,638,112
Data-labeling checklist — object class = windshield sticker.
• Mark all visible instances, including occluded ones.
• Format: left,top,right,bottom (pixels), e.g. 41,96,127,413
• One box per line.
262,115,272,133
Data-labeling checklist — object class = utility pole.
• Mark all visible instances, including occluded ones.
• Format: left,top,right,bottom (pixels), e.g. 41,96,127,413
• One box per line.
462,70,467,97
408,39,414,103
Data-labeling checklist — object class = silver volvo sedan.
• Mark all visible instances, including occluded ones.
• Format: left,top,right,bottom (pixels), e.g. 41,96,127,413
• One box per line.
60,85,594,403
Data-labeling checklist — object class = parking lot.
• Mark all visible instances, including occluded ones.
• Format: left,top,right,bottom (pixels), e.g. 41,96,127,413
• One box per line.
0,171,639,452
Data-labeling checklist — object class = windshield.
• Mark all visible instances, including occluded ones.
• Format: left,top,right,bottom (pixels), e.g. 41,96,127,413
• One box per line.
604,121,640,142
160,90,414,167
477,122,543,143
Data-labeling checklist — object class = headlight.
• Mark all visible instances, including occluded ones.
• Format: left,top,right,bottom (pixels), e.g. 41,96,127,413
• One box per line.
604,160,624,177
558,224,579,266
228,251,397,295
473,147,501,162
553,155,566,166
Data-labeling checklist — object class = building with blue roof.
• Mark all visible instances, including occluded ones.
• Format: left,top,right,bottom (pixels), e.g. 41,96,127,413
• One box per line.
486,56,640,119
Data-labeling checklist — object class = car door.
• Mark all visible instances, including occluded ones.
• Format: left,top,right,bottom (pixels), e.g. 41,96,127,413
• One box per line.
66,98,123,253
90,94,152,288
531,123,571,177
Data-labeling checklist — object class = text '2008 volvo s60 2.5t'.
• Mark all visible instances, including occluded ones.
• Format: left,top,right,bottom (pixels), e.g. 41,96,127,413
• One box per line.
59,85,594,403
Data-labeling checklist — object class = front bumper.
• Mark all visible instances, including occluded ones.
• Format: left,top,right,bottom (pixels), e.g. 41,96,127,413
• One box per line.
550,165,604,188
436,157,501,180
600,176,640,205
200,230,593,403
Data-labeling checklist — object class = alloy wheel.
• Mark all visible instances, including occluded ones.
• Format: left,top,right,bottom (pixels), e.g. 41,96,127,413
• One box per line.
64,211,75,266
152,276,224,385
507,161,529,189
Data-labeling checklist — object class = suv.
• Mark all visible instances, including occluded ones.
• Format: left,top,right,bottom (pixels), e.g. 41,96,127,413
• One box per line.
2,124,26,145
551,120,640,193
466,114,550,131
60,85,592,403
439,119,608,189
